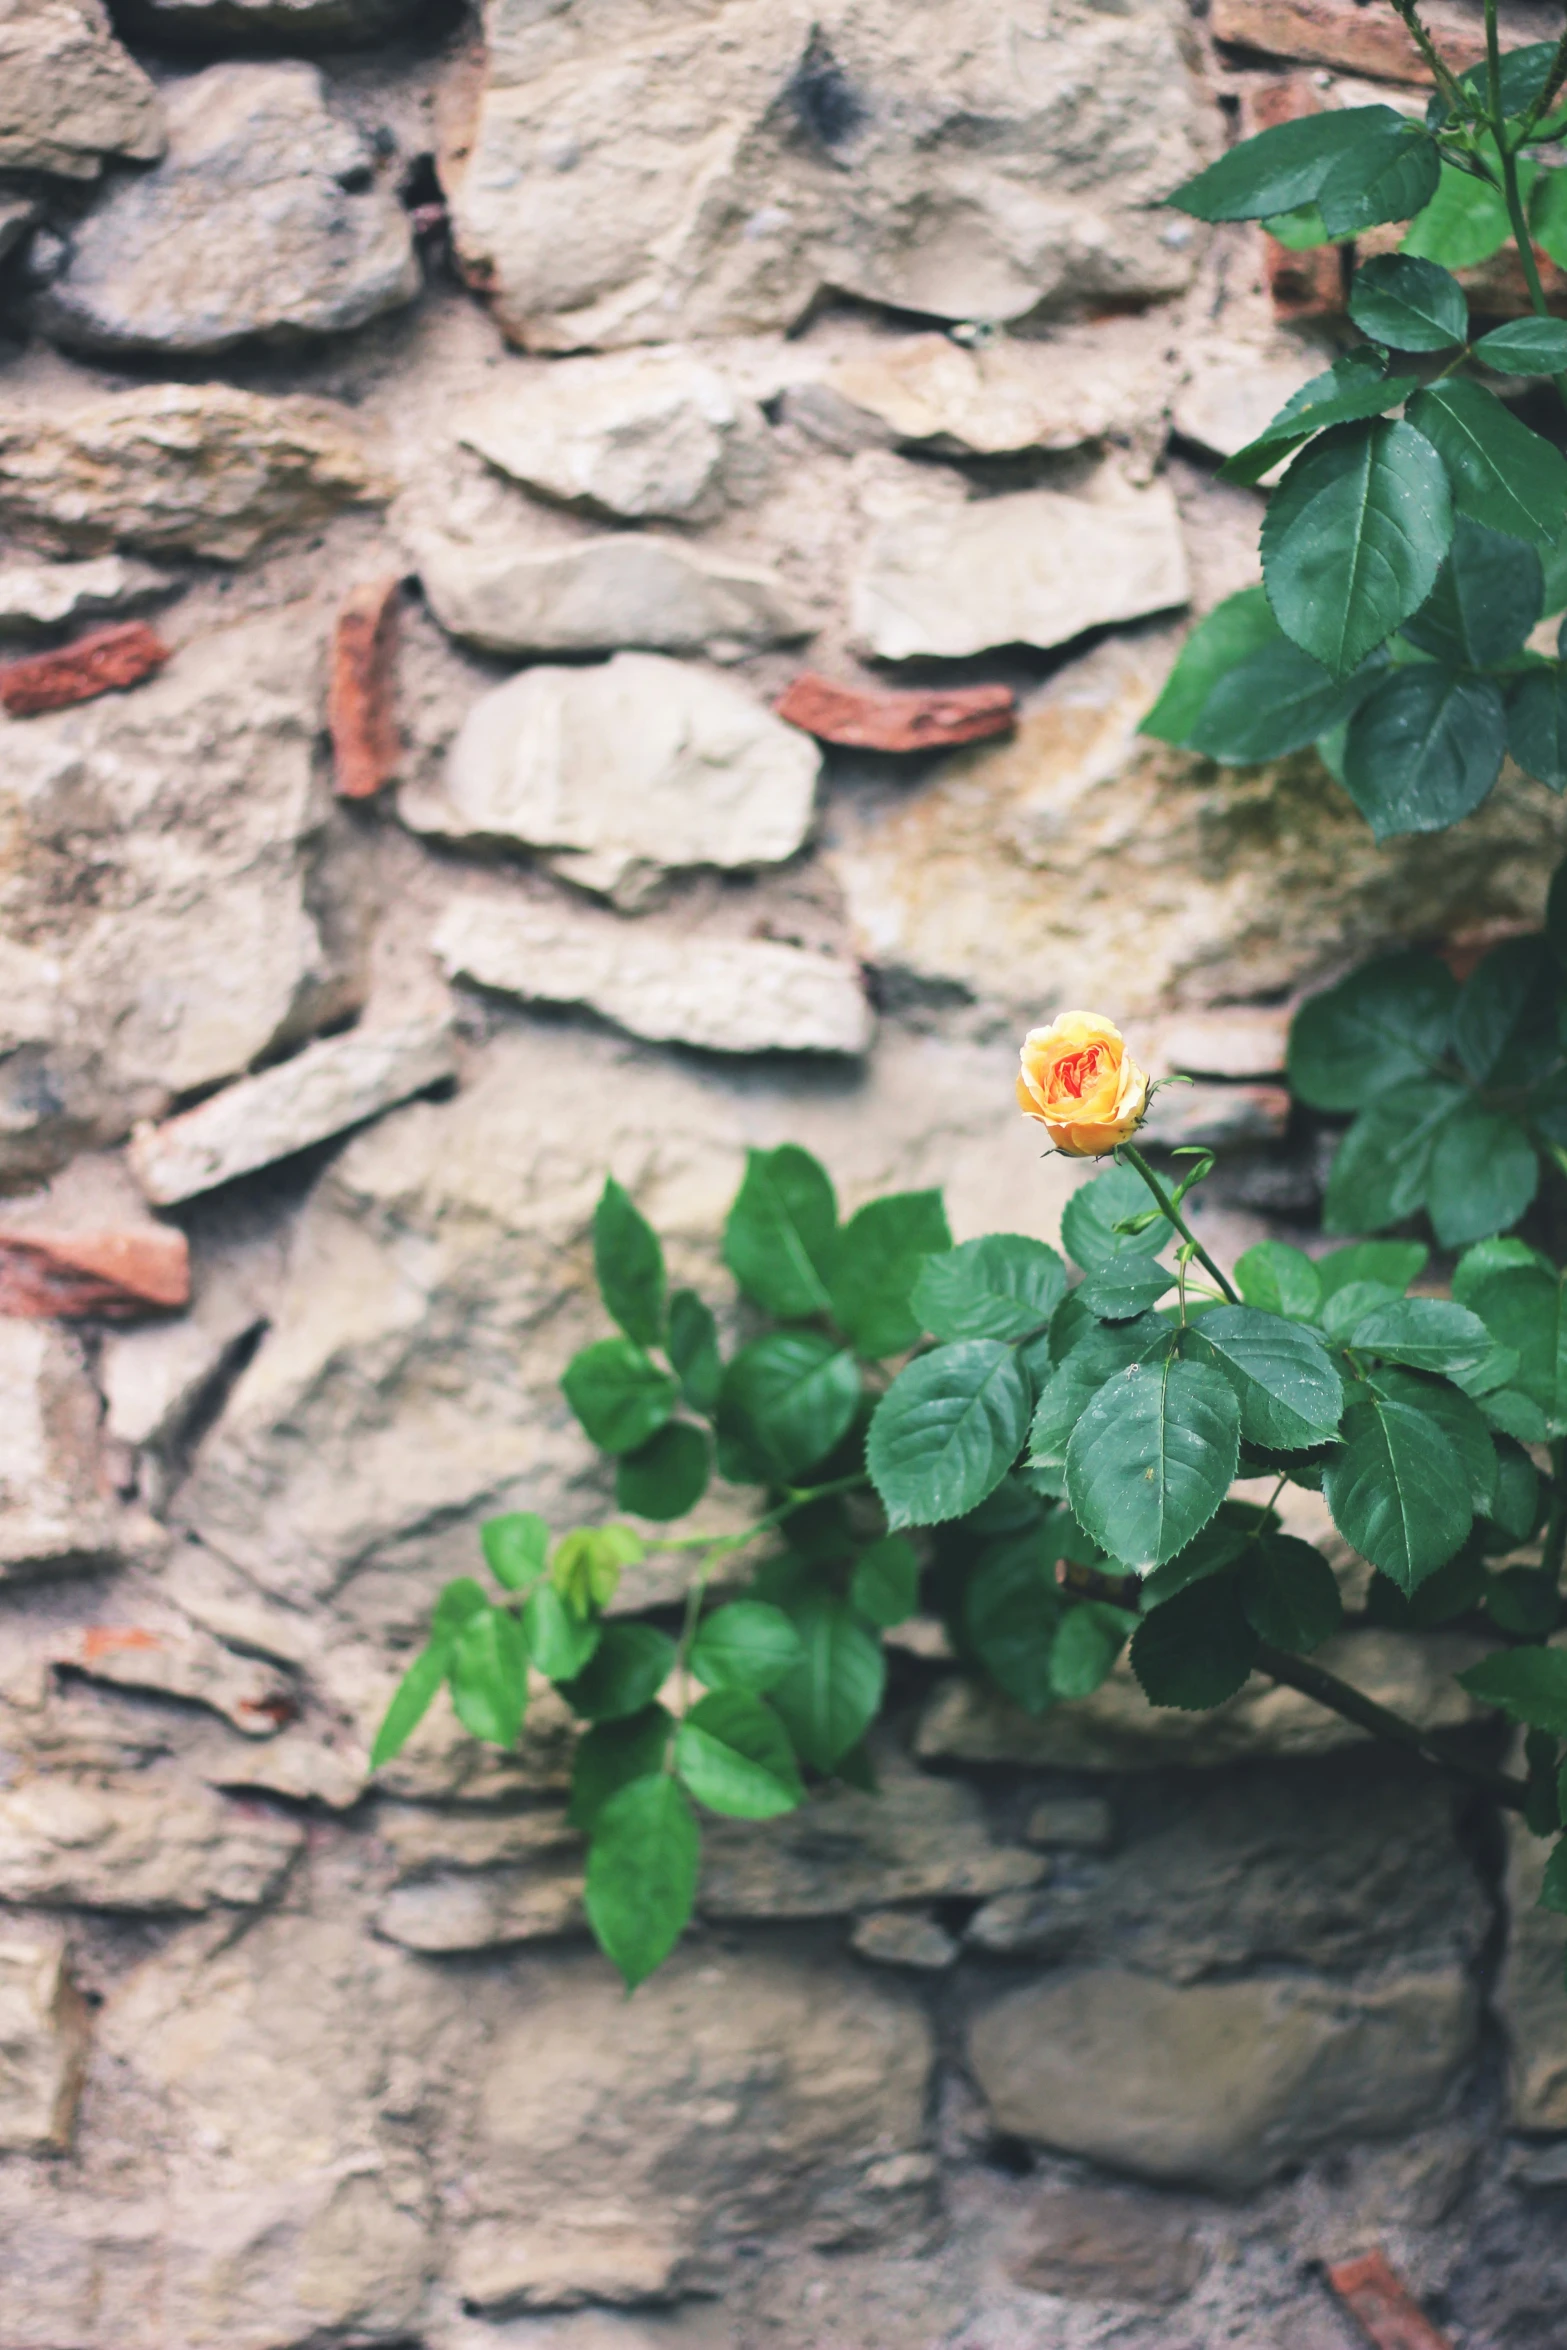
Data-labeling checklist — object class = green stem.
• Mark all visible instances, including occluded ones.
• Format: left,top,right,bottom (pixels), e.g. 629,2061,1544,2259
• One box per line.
1253,1639,1529,1812
1121,1145,1240,1305
1542,1441,1567,1587
650,1471,869,1554
1384,0,1478,121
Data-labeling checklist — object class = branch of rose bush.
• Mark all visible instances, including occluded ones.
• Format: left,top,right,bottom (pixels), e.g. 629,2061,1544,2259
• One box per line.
1121,1145,1239,1305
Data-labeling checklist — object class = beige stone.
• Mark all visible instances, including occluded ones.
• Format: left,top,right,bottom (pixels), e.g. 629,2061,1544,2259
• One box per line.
0,554,174,637
377,1857,586,1952
0,382,385,560
0,1921,86,2152
850,1909,959,1971
446,0,1212,350
0,1320,124,1579
0,1774,302,1909
1173,334,1332,464
0,0,162,178
434,892,871,1056
53,1620,294,1738
1498,1815,1567,2132
850,473,1189,661
970,1964,1476,2192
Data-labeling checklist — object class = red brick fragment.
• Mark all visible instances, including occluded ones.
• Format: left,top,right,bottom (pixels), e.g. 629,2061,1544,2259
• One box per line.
775,671,1015,753
1326,2250,1455,2350
0,621,170,718
0,1226,189,1319
329,575,402,799
1213,0,1493,82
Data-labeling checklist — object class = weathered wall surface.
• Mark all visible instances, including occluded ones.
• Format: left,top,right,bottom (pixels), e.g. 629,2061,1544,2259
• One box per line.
0,2,1566,2344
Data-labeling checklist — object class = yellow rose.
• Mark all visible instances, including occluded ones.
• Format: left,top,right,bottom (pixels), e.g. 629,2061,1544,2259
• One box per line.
1016,1012,1149,1158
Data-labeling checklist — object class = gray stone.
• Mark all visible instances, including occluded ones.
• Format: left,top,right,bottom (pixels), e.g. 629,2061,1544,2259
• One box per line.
1173,333,1332,465
0,1775,303,1909
128,1019,456,1206
1004,2184,1205,2308
38,63,419,358
0,1920,86,2152
850,1909,959,1971
1024,1795,1114,1851
0,555,174,638
0,1321,126,1580
434,891,871,1056
404,654,820,905
969,1964,1477,2193
376,1857,585,1952
460,349,773,524
850,472,1188,662
445,0,1213,350
0,382,386,561
0,0,162,179
1498,1814,1567,2132
118,0,426,47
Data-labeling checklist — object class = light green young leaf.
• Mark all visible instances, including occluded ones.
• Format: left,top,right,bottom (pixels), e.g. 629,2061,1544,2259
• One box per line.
868,1339,1032,1527
584,1775,699,1990
371,1641,451,1769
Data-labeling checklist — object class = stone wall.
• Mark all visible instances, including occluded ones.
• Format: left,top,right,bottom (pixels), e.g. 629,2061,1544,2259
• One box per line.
1,2,1567,2344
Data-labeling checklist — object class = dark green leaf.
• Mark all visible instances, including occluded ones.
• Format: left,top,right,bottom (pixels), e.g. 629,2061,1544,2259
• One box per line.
1406,380,1567,550
1426,1105,1539,1246
1261,419,1452,679
769,1595,885,1770
1450,43,1559,121
1241,1534,1344,1652
1076,1256,1176,1321
1169,106,1413,222
1490,1437,1542,1539
562,1338,678,1456
569,1704,673,1831
826,1188,951,1358
722,1331,861,1483
1139,1512,1251,1608
1190,1303,1344,1448
1290,954,1456,1110
1061,1163,1169,1270
1454,936,1558,1086
675,1690,804,1818
1366,1367,1498,1518
1322,1394,1472,1591
1049,1601,1133,1699
448,1605,529,1747
1341,667,1506,840
1458,1646,1567,1734
1539,1834,1567,1913
1474,316,1567,374
1066,1355,1241,1570
1402,515,1544,666
522,1583,601,1680
1478,1384,1551,1445
1029,1313,1176,1468
1318,117,1439,237
1184,638,1379,762
1453,1236,1545,1307
849,1534,921,1628
1219,355,1418,488
723,1145,837,1320
584,1774,698,1989
562,1622,676,1722
1348,254,1467,351
615,1422,710,1521
1487,1566,1559,1636
667,1288,721,1413
1318,1240,1429,1299
1530,161,1567,271
371,1641,451,1768
1507,667,1567,791
965,1528,1064,1713
1235,1240,1323,1320
480,1511,549,1593
1131,1576,1259,1709
912,1233,1067,1342
593,1176,665,1348
689,1600,804,1694
1349,1296,1492,1373
1467,1262,1567,1433
1322,1278,1405,1340
1323,1081,1463,1234
1140,587,1282,745
868,1339,1032,1528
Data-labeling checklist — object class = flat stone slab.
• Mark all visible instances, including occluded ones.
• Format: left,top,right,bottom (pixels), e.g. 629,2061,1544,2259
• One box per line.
0,0,163,179
0,1922,86,2154
0,555,175,638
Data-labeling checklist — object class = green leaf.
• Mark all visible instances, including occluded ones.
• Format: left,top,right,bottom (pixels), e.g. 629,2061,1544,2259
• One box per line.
1323,1081,1464,1235
1530,162,1567,271
911,1234,1067,1342
1076,1256,1176,1321
1322,1278,1405,1340
1168,106,1414,222
1539,1835,1567,1914
1478,1385,1551,1445
1453,1236,1546,1308
1450,43,1560,122
584,1774,699,1990
1507,667,1567,791
522,1583,601,1680
1140,587,1282,746
1240,1534,1344,1653
569,1704,673,1831
1474,317,1567,374
1289,952,1456,1110
675,1690,804,1819
769,1595,885,1770
826,1189,951,1358
1139,1514,1250,1608
615,1422,710,1521
965,1528,1064,1713
593,1176,665,1348
849,1534,921,1628
1454,936,1558,1086
1030,1313,1176,1468
867,1339,1032,1528
1486,1565,1559,1635
371,1641,451,1768
723,1145,837,1319
667,1288,721,1413
1425,1105,1539,1246
448,1605,529,1747
689,1600,804,1694
433,1576,490,1638
1066,1355,1241,1571
1061,1163,1168,1271
1366,1367,1498,1518
1318,1240,1429,1299
1131,1576,1259,1709
1458,1647,1567,1734
1049,1601,1133,1700
1261,419,1452,679
480,1511,549,1593
1348,254,1466,351
1219,355,1419,488
1341,668,1506,841
551,1523,641,1615
562,1622,677,1722
1190,1304,1344,1449
1402,515,1544,666
1401,158,1511,268
1318,117,1439,237
1184,639,1381,763
1467,1263,1567,1434
562,1338,678,1456
1235,1241,1323,1320
1349,1296,1492,1373
1322,1394,1472,1592
721,1331,861,1484
1406,380,1567,551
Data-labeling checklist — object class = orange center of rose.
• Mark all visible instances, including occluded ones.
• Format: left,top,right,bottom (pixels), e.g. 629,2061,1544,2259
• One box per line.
1053,1046,1108,1101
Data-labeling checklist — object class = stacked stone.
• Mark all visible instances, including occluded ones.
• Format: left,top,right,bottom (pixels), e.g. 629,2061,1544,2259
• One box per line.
0,1,1565,2345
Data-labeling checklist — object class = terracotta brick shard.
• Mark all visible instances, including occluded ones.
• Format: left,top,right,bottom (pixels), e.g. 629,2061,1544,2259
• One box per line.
329,575,401,799
1326,2249,1455,2350
1213,0,1560,83
0,1226,190,1318
775,671,1015,753
0,620,170,716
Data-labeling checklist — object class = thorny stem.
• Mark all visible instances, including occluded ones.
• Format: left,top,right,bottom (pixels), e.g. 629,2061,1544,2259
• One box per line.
1385,0,1477,121
1121,1145,1240,1306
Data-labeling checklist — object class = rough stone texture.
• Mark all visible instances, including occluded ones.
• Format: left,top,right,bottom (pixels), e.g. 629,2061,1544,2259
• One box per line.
970,1965,1477,2193
446,0,1213,349
0,555,176,639
1209,0,1541,80
329,576,401,801
1498,1815,1567,2133
850,1909,959,1971
0,0,163,179
128,1020,456,1207
37,63,419,359
0,619,170,716
0,384,385,561
434,891,871,1056
0,1321,127,1578
0,1775,303,1909
460,350,774,523
850,473,1189,661
53,1619,295,1737
1005,2185,1206,2307
0,1921,86,2154
0,1154,188,1317
776,671,1015,753
404,654,821,905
